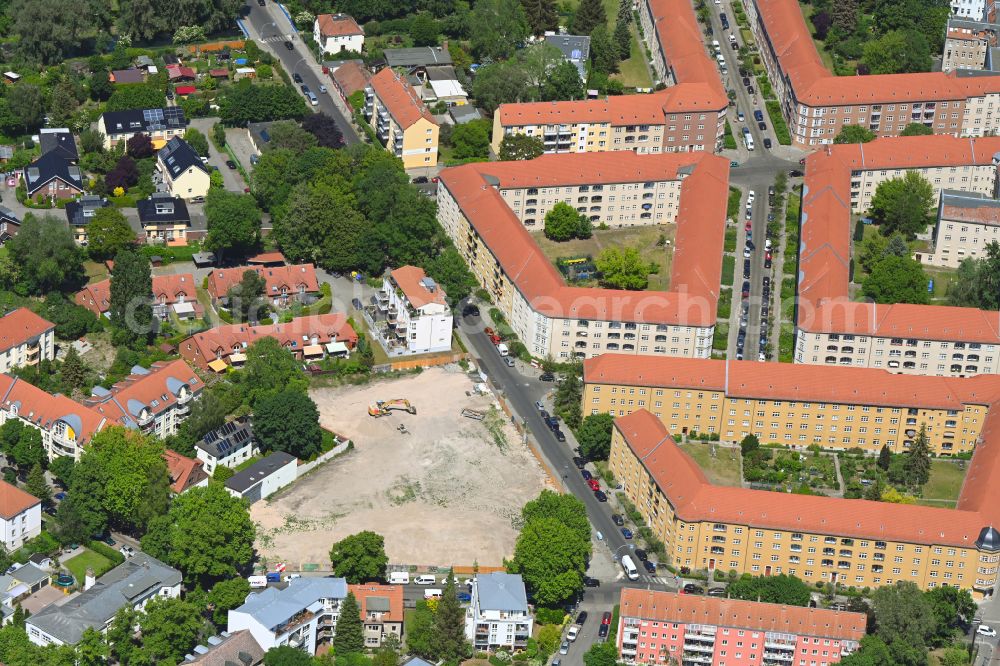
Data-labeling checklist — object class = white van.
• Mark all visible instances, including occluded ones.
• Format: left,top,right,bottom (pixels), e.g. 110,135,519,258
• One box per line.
389,571,410,584
621,554,640,581
415,574,437,585
496,343,510,357
248,575,268,588
424,588,444,599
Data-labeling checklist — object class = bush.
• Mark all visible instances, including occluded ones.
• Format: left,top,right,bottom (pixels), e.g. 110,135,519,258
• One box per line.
765,101,791,145
721,255,735,284
535,607,567,624
88,540,126,566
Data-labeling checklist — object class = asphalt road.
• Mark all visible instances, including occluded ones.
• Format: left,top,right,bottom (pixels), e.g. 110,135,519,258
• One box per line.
243,0,359,145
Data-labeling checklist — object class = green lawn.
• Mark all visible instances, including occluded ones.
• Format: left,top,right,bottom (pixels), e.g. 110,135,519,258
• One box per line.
921,460,967,502
679,441,742,487
64,548,114,585
613,26,653,88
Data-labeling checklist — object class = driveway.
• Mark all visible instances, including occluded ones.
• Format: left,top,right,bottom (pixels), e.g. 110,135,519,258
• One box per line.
226,127,260,178
188,117,247,193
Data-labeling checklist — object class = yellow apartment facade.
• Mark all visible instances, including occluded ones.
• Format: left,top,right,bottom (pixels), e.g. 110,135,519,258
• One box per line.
364,68,439,169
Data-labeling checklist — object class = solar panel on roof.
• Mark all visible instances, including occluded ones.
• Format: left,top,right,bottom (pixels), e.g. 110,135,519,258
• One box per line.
204,431,218,444
143,108,164,123
233,429,249,444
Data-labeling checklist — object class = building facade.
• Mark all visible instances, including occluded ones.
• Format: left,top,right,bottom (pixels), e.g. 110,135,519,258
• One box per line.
437,152,727,361
465,573,533,652
364,68,439,169
224,452,297,504
608,409,1000,596
349,584,404,648
583,355,991,454
195,418,258,475
157,137,210,201
796,136,1000,376
0,308,54,373
0,481,41,551
373,266,452,356
0,375,106,460
97,108,188,149
617,588,866,666
943,18,1000,72
926,190,1000,267
314,14,364,54
206,263,320,309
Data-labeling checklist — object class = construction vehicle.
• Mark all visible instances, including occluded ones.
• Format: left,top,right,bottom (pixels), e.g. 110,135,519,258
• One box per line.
368,399,417,417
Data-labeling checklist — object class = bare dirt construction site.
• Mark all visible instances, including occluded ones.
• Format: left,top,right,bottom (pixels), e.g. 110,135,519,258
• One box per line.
250,367,550,568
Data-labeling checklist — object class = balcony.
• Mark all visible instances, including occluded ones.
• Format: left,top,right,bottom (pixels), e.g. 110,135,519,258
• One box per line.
174,403,190,416
682,653,713,664
177,391,193,405
684,643,714,653
684,633,716,643
763,652,794,662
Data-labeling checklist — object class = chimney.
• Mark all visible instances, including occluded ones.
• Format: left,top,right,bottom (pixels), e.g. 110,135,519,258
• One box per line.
84,567,96,590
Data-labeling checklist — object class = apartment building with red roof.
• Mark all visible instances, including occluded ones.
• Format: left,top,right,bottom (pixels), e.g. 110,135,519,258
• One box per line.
75,273,200,319
583,354,1000,454
205,264,320,309
373,266,452,356
943,17,1000,72
437,151,728,360
747,0,1000,146
796,135,1000,376
492,0,727,156
348,584,404,648
0,480,41,551
84,359,203,441
0,374,106,460
363,68,438,169
617,589,866,666
179,313,358,372
0,308,54,374
609,407,1000,596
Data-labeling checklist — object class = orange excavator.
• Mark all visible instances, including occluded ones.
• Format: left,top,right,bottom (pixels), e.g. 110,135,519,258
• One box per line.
368,399,417,417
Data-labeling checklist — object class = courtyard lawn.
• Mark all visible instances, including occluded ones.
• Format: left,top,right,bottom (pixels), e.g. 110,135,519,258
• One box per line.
531,225,676,291
64,548,114,585
921,459,967,503
613,27,654,88
923,265,958,304
679,441,742,487
83,260,110,282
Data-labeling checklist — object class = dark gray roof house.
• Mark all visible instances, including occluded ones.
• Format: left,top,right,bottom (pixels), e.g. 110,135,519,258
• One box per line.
225,451,297,503
184,630,265,665
100,107,187,138
38,128,79,162
544,34,590,80
26,553,181,646
195,418,256,462
157,137,209,180
383,46,453,69
0,205,20,245
24,150,83,197
137,192,192,226
65,195,110,229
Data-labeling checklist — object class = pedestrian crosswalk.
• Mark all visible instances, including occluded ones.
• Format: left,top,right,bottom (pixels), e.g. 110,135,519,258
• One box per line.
258,34,296,43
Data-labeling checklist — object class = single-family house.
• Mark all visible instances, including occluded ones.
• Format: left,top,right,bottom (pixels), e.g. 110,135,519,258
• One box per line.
329,61,371,117
224,451,297,504
209,68,230,80
157,137,210,201
110,68,146,84
137,193,198,245
163,449,209,494
194,418,258,475
314,14,365,55
64,195,111,245
349,584,404,648
97,108,188,150
38,128,78,162
248,121,274,153
23,151,83,201
26,553,181,647
0,206,20,246
544,34,590,81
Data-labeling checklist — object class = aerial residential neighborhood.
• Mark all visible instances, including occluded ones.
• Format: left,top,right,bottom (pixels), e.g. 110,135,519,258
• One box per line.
1,0,1000,664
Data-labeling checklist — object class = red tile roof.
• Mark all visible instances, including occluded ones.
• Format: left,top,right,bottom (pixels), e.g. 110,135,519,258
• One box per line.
0,480,40,520
84,359,203,427
348,583,404,623
438,152,729,326
247,251,286,265
941,203,1000,226
75,274,197,316
369,68,436,129
166,64,196,80
332,62,372,98
163,449,208,494
799,136,1000,341
206,264,319,301
0,375,106,447
619,589,867,642
390,266,447,308
179,314,358,370
175,85,197,96
316,13,364,37
615,409,990,547
0,308,53,353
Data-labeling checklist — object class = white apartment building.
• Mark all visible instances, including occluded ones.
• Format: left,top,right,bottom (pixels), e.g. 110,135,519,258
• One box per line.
0,481,40,551
953,0,988,20
926,190,1000,267
465,573,533,652
194,418,258,475
375,266,453,356
229,577,347,655
314,14,364,54
0,308,54,374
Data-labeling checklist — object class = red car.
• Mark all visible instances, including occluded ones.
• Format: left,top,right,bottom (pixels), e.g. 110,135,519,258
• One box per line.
744,220,752,231
602,612,612,625
587,479,600,491
765,251,772,261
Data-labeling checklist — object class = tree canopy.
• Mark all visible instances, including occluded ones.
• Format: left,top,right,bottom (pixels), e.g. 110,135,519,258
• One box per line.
4,214,85,296
204,189,262,262
861,255,929,305
254,389,323,460
544,202,592,241
576,413,615,460
108,248,153,346
728,574,812,606
834,124,876,144
329,531,389,583
499,134,545,161
219,81,308,126
596,247,651,290
469,0,529,61
868,171,935,238
86,208,136,261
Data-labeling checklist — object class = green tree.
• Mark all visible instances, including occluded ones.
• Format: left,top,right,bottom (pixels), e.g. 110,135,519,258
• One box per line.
50,79,80,125
543,60,585,100
426,246,478,304
904,426,932,487
60,346,87,392
871,581,937,660
596,246,650,290
212,121,227,148
877,444,892,471
208,577,252,627
522,490,591,544
76,627,110,666
410,13,441,46
254,389,323,460
576,413,614,460
614,17,632,60
469,0,530,61
499,134,545,161
583,639,619,666
7,84,44,132
329,531,389,583
333,592,366,655
554,363,583,429
839,635,893,666
432,571,469,661
862,255,930,304
183,128,210,157
727,574,812,606
87,207,136,261
521,0,558,33
869,172,935,238
106,606,139,665
507,516,589,607
4,214,85,296
205,189,263,263
740,433,761,455
267,120,319,152
862,30,932,74
227,269,269,323
140,483,256,584
49,456,75,489
109,248,153,347
574,0,607,33
24,464,50,504
265,646,315,666
470,60,533,113
0,421,23,456
133,597,209,665
925,586,975,646
372,635,401,666
274,180,367,273
219,81,309,126
900,122,933,136
450,119,492,159
404,601,436,659
589,25,620,74
10,428,44,471
544,202,588,241
834,124,876,144
106,83,168,113
238,337,308,406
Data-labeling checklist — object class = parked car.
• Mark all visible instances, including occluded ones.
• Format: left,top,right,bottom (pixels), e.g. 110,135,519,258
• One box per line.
587,478,601,491
612,513,624,525
573,457,587,469
583,577,601,587
54,492,67,501
594,490,608,502
763,138,772,149
567,626,579,641
789,169,804,177
559,642,569,655
539,372,555,381
753,110,764,121
634,548,648,561
577,611,588,624
412,176,429,183
581,470,593,480
978,625,997,637
707,587,727,597
621,527,633,539
225,160,237,170
554,430,566,442
102,535,116,547
598,624,609,640
120,545,135,558
293,72,303,83
546,416,559,430
457,592,471,602
257,0,265,5
319,84,327,93
683,583,704,595
758,121,767,131
284,40,294,50
643,560,657,574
